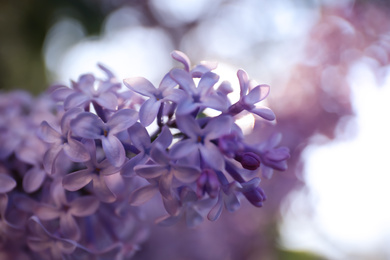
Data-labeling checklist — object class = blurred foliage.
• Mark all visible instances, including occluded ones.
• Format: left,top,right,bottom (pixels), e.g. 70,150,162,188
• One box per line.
277,250,327,260
0,0,105,94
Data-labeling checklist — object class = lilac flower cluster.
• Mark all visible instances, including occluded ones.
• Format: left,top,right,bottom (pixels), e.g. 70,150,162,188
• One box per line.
0,51,289,259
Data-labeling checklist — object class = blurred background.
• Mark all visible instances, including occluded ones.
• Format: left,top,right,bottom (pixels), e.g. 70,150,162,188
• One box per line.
1,0,390,259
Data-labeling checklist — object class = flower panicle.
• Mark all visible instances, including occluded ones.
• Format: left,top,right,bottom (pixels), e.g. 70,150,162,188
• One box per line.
0,50,289,259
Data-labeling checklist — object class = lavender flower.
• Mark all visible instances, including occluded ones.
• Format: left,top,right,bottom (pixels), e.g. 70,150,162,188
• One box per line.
123,74,184,126
70,108,138,167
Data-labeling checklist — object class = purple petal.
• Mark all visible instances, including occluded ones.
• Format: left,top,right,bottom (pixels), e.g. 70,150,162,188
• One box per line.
224,192,240,212
243,84,270,105
171,50,191,72
208,196,223,221
169,139,198,159
121,154,145,177
43,145,62,174
128,123,150,150
102,135,126,167
0,193,8,216
107,109,138,135
134,164,167,179
94,92,118,110
162,196,180,215
61,107,84,134
62,170,93,191
139,98,161,126
197,72,219,96
71,112,104,139
162,88,185,103
175,116,201,138
60,213,80,241
156,214,182,226
158,73,177,91
159,172,173,199
204,115,233,140
69,196,99,217
200,143,225,170
154,126,173,149
171,164,200,183
23,167,46,193
150,144,170,165
169,68,196,94
191,61,218,77
64,92,90,110
237,69,249,97
0,174,16,193
92,176,116,203
50,86,74,101
250,107,276,121
63,134,91,163
38,121,61,143
201,94,229,112
123,77,157,97
176,97,199,116
35,204,60,220
129,185,159,206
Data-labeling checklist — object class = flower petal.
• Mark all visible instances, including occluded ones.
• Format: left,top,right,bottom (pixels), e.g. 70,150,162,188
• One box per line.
71,112,104,139
129,185,159,206
94,92,118,110
107,109,138,135
0,174,16,193
171,50,191,72
169,68,196,94
159,172,173,199
64,92,90,110
123,77,156,97
92,176,116,203
171,164,200,183
60,213,80,241
204,115,233,140
69,196,99,217
139,98,161,126
197,72,219,96
243,84,270,105
23,167,46,193
62,170,93,191
237,69,249,97
102,135,126,167
63,134,90,163
134,164,167,179
250,107,276,121
38,121,61,143
169,139,198,160
128,123,150,150
35,204,61,220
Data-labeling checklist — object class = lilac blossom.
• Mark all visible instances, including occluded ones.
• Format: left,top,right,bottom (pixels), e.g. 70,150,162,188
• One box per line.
0,50,290,259
27,216,78,259
170,115,233,169
170,68,229,115
121,123,172,177
228,69,276,121
123,74,184,126
50,64,120,112
34,179,99,241
70,108,137,167
134,144,201,200
62,140,120,202
38,107,90,174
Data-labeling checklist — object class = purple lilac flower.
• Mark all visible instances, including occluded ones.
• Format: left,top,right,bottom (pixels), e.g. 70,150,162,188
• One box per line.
38,107,90,174
70,108,138,167
134,144,201,200
228,69,276,121
121,123,172,177
170,115,233,170
27,216,78,259
123,74,184,126
170,68,229,115
35,179,99,241
171,50,218,78
62,140,120,202
51,64,120,112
